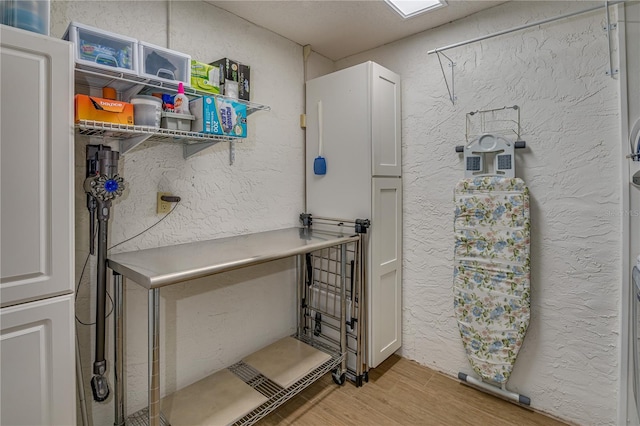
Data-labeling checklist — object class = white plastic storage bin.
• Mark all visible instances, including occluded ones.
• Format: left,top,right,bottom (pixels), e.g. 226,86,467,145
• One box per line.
0,0,49,35
131,95,162,127
161,112,194,131
138,41,191,87
63,22,137,76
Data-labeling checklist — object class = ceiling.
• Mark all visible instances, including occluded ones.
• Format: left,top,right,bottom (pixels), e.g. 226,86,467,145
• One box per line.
207,0,506,61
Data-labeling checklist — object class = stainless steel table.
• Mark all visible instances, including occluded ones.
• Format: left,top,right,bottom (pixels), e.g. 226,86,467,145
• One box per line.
107,227,360,426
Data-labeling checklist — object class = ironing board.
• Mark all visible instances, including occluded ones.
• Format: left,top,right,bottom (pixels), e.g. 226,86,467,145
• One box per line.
453,176,530,394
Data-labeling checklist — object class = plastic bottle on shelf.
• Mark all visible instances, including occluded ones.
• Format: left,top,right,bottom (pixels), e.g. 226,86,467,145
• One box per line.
102,87,117,100
173,82,190,115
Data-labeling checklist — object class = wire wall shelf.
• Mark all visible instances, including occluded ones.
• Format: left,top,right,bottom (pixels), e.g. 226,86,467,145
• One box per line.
74,65,270,162
75,120,239,159
76,119,232,143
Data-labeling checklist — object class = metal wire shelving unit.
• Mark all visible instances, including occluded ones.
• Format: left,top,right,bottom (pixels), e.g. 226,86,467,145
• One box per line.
125,336,343,426
74,65,270,161
229,336,343,426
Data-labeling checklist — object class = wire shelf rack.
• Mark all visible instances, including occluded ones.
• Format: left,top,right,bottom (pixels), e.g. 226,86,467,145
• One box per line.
74,64,270,161
76,120,231,143
124,334,342,426
75,120,239,160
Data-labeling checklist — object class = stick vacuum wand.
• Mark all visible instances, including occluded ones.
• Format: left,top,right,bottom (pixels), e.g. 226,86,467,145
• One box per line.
84,147,125,402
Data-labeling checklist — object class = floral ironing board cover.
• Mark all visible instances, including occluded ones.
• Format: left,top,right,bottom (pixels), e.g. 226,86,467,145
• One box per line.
453,176,530,384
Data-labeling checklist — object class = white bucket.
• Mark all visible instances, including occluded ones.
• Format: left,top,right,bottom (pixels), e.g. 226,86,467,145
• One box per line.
131,95,162,127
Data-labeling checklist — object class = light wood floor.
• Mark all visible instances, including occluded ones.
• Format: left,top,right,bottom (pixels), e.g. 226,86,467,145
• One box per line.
257,354,568,425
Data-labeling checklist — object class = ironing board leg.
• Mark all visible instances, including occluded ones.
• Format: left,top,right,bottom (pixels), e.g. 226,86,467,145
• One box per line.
458,372,531,405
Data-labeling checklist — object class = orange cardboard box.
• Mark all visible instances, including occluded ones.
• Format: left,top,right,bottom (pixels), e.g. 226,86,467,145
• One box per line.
75,94,134,125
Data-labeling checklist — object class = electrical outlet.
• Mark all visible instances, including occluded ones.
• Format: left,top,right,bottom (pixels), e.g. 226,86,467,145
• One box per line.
157,192,172,214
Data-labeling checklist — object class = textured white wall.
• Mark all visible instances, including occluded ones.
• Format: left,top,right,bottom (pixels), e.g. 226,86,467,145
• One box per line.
50,2,304,424
335,2,621,424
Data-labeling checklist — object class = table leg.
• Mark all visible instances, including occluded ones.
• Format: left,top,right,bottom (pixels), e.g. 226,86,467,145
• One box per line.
296,254,303,336
113,272,125,426
148,289,160,426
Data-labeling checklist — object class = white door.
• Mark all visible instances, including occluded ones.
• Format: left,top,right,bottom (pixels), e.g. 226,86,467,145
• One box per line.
0,25,75,425
369,177,402,367
0,294,76,425
371,63,401,178
0,26,74,307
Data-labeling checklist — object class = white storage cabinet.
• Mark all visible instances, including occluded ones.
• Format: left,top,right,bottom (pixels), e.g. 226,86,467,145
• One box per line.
0,24,75,425
305,61,402,368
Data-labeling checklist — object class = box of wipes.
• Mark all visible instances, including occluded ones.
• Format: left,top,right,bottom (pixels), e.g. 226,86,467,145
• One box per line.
190,60,220,95
190,96,247,138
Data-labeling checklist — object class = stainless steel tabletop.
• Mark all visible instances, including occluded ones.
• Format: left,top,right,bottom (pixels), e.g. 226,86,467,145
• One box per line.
107,227,360,289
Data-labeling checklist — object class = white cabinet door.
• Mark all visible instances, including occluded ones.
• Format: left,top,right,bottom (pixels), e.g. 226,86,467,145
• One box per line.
0,294,76,426
368,177,402,367
371,63,401,178
305,62,372,219
0,26,74,307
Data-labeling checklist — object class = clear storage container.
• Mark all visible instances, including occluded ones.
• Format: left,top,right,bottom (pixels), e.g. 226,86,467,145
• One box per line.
138,41,191,87
63,22,137,76
0,0,49,35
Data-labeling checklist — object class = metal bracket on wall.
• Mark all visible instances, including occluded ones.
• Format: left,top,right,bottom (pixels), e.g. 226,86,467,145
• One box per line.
604,1,619,77
230,140,235,165
183,141,217,158
436,51,456,105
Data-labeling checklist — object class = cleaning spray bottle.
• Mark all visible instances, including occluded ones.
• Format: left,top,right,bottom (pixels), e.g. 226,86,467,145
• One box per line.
174,82,189,114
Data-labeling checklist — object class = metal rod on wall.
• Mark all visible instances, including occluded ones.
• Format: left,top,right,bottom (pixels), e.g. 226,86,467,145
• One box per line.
604,0,620,76
427,0,625,55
